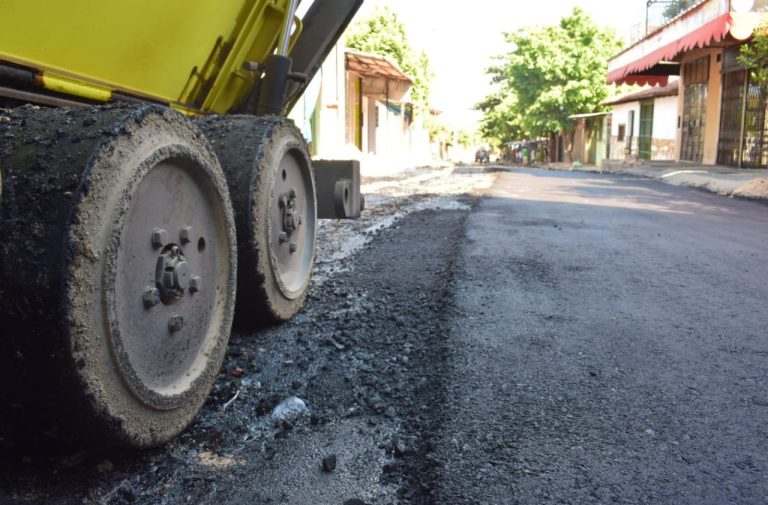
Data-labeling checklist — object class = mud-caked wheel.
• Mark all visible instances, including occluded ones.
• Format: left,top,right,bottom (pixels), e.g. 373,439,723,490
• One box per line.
0,105,237,448
196,116,316,328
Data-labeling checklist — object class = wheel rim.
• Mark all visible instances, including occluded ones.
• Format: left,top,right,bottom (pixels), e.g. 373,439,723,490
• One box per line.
108,158,231,410
269,149,315,299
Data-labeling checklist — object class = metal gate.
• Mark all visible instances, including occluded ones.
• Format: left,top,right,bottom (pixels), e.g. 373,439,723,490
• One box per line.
639,101,654,160
718,69,768,168
718,70,746,166
681,57,709,163
743,79,768,167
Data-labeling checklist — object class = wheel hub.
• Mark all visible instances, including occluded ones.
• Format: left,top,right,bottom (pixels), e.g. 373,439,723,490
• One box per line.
269,149,315,300
109,159,232,409
155,244,194,303
279,188,302,252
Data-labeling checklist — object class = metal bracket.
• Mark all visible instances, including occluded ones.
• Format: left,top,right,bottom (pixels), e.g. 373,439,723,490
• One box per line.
314,159,363,219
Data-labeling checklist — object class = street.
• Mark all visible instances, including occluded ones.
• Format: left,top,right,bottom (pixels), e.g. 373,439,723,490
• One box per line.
434,169,768,503
1,167,767,504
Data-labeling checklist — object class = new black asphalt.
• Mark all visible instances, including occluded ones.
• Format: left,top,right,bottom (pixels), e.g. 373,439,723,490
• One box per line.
1,167,766,504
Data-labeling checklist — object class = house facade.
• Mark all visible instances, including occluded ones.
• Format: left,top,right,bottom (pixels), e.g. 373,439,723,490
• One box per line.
606,0,768,167
604,80,679,161
569,113,611,167
289,41,432,169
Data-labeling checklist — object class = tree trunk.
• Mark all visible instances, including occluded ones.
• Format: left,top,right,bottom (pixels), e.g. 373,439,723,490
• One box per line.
563,128,575,163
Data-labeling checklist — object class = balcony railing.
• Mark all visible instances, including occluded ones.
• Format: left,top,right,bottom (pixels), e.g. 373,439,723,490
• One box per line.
646,0,707,33
628,0,707,43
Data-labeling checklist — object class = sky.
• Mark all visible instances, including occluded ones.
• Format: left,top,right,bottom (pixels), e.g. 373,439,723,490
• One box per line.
350,0,646,128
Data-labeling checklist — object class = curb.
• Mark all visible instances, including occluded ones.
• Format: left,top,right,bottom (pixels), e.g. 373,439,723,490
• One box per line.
527,163,768,203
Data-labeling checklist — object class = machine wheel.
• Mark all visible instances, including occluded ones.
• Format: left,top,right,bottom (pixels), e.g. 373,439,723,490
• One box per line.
0,105,237,448
196,116,316,328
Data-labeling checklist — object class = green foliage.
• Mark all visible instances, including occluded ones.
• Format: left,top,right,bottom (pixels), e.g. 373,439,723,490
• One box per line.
424,112,449,143
662,0,697,20
477,8,622,141
456,129,475,148
475,91,523,147
738,22,768,84
346,7,433,114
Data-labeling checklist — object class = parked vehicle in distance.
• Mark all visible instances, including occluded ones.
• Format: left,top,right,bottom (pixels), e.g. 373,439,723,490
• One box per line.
475,147,491,164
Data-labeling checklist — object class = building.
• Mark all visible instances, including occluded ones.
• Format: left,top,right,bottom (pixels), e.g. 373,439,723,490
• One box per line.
603,80,679,161
606,0,768,167
569,113,611,166
289,42,433,169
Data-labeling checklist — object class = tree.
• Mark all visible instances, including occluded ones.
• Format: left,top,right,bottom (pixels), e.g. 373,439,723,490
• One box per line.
662,0,696,20
475,91,523,148
345,7,433,114
738,22,768,84
477,8,621,149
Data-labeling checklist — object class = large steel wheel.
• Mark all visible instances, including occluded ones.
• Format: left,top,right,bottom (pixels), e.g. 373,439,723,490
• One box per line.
0,105,236,447
197,116,316,329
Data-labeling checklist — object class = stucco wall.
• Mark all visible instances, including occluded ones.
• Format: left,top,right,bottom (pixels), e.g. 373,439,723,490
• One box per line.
611,102,640,138
653,95,678,140
609,94,678,160
610,102,640,159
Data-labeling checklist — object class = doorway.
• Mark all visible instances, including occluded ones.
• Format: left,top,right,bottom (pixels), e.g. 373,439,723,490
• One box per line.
680,57,709,162
639,101,654,160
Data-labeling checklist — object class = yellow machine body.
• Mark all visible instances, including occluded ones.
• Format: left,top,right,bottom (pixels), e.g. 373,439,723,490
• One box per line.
0,0,299,113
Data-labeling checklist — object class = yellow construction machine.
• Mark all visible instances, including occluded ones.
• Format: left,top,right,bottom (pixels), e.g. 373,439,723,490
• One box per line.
0,0,364,448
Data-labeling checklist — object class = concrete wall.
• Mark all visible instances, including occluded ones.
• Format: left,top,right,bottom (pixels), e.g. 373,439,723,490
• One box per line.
610,102,640,159
653,95,678,140
651,95,678,161
651,138,677,160
611,102,640,138
366,99,377,154
609,94,678,161
289,41,348,157
345,72,359,148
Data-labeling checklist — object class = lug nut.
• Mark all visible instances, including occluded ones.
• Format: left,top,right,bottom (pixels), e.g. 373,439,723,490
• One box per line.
279,232,288,244
289,188,297,199
289,243,297,254
189,275,202,294
162,270,175,291
180,226,193,245
152,228,168,249
143,287,160,309
169,314,184,333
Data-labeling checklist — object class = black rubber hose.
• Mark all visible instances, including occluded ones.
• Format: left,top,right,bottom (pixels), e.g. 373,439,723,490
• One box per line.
0,63,35,87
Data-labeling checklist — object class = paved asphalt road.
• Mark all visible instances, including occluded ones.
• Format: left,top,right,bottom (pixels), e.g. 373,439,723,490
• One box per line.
1,167,766,505
433,168,768,504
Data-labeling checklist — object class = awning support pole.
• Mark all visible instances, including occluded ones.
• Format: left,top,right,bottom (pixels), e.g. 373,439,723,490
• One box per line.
739,73,748,169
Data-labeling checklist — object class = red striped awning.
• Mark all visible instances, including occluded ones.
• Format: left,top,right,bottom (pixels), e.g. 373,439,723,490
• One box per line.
607,13,732,86
617,75,671,87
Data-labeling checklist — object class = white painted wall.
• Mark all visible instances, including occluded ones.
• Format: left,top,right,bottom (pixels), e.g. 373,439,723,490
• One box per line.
611,102,640,138
653,95,678,140
611,96,677,140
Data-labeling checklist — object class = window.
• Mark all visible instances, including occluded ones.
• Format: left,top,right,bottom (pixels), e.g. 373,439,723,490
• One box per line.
618,124,626,142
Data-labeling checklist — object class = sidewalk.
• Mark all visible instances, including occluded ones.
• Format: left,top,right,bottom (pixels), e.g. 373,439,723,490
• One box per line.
534,160,768,202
